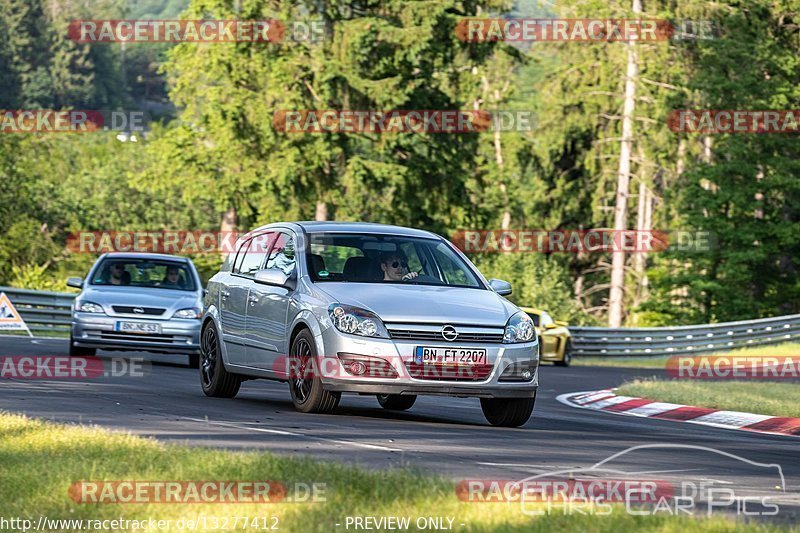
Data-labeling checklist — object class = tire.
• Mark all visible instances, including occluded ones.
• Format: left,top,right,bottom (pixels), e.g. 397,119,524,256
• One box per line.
376,394,417,411
69,333,96,357
480,393,536,427
554,339,572,367
188,353,200,369
288,329,340,414
200,323,241,398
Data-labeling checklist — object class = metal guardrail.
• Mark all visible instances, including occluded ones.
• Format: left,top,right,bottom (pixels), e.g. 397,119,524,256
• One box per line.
0,286,76,336
571,314,800,357
1,286,799,355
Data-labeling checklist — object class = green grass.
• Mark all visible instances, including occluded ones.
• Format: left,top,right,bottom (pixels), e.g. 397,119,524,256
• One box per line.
616,379,800,418
575,342,800,369
0,412,783,532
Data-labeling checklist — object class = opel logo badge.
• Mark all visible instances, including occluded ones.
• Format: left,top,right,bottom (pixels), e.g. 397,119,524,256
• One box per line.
133,307,145,314
441,325,459,341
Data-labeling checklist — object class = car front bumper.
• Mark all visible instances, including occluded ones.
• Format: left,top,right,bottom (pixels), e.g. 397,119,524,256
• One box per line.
71,312,201,354
315,327,539,399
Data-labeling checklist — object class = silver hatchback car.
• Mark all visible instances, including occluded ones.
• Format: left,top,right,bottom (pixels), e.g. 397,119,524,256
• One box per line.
68,253,204,366
200,222,539,427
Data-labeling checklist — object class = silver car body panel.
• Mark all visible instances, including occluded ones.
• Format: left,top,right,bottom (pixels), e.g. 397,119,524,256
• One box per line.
204,222,538,398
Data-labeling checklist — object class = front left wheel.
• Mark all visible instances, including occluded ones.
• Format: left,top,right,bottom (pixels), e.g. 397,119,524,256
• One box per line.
480,393,536,427
200,323,241,398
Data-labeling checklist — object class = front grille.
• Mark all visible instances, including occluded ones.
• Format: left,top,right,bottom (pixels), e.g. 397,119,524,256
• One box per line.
405,362,494,381
112,306,165,316
387,324,504,343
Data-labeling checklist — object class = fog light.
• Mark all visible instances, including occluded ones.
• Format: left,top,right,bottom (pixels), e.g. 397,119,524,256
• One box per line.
349,361,367,375
338,353,399,379
499,360,537,382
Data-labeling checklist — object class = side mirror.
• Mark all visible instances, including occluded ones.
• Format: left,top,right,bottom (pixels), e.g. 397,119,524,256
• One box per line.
554,320,568,327
544,323,558,330
67,277,83,289
202,288,209,297
254,268,289,287
488,278,512,296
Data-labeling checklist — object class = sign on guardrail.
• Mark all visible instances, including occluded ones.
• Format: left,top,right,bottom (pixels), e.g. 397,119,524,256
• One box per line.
0,292,32,336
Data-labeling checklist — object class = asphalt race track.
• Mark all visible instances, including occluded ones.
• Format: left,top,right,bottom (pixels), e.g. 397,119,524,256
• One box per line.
1,337,799,521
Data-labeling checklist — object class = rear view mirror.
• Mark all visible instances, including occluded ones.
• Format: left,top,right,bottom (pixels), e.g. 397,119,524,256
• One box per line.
66,277,83,289
488,278,512,296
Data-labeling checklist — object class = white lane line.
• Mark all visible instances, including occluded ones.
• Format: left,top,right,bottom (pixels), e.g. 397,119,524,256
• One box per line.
182,416,402,452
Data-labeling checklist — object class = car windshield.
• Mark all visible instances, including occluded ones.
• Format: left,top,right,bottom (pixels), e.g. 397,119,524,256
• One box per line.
306,233,484,289
90,259,196,291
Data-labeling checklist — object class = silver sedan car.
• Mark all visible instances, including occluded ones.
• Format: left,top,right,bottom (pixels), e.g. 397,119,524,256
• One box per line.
200,222,539,427
68,253,204,366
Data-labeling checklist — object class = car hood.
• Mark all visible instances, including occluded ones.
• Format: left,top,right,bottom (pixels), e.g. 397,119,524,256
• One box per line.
316,283,518,326
79,286,201,314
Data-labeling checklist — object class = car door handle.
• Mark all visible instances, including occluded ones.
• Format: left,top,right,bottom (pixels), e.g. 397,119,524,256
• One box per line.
248,294,258,306
221,289,231,299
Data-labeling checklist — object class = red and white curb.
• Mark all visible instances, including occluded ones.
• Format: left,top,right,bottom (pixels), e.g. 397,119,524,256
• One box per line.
557,389,800,438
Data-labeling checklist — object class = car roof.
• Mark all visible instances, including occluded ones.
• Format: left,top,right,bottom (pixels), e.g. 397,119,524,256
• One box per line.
100,252,191,263
248,221,441,239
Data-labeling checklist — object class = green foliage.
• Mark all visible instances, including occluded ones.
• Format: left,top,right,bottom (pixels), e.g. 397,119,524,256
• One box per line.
471,253,593,325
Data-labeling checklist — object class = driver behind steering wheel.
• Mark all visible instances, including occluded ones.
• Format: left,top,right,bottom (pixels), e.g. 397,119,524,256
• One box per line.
380,251,419,282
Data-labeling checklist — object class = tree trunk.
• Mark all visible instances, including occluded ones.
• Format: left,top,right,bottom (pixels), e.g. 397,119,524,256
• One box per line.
608,0,641,327
220,206,238,260
315,201,328,221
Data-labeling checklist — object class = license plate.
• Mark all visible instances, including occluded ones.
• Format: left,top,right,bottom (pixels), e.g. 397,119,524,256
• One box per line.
116,321,161,334
414,346,487,365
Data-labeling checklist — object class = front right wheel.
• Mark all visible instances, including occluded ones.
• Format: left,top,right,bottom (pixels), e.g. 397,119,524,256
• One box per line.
288,329,340,414
376,394,417,411
480,394,536,427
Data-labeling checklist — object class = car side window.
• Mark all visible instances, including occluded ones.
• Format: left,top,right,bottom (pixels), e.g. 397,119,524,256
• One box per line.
233,239,251,274
236,234,273,277
527,313,541,327
265,232,296,276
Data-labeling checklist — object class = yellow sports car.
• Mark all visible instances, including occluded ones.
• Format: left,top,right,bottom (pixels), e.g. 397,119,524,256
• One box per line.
520,307,573,367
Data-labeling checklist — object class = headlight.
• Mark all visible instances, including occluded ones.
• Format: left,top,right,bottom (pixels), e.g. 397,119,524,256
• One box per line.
76,301,104,314
174,307,202,319
328,304,389,338
503,311,535,343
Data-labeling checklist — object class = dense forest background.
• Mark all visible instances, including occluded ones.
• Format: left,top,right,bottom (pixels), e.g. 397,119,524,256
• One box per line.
1,0,799,327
